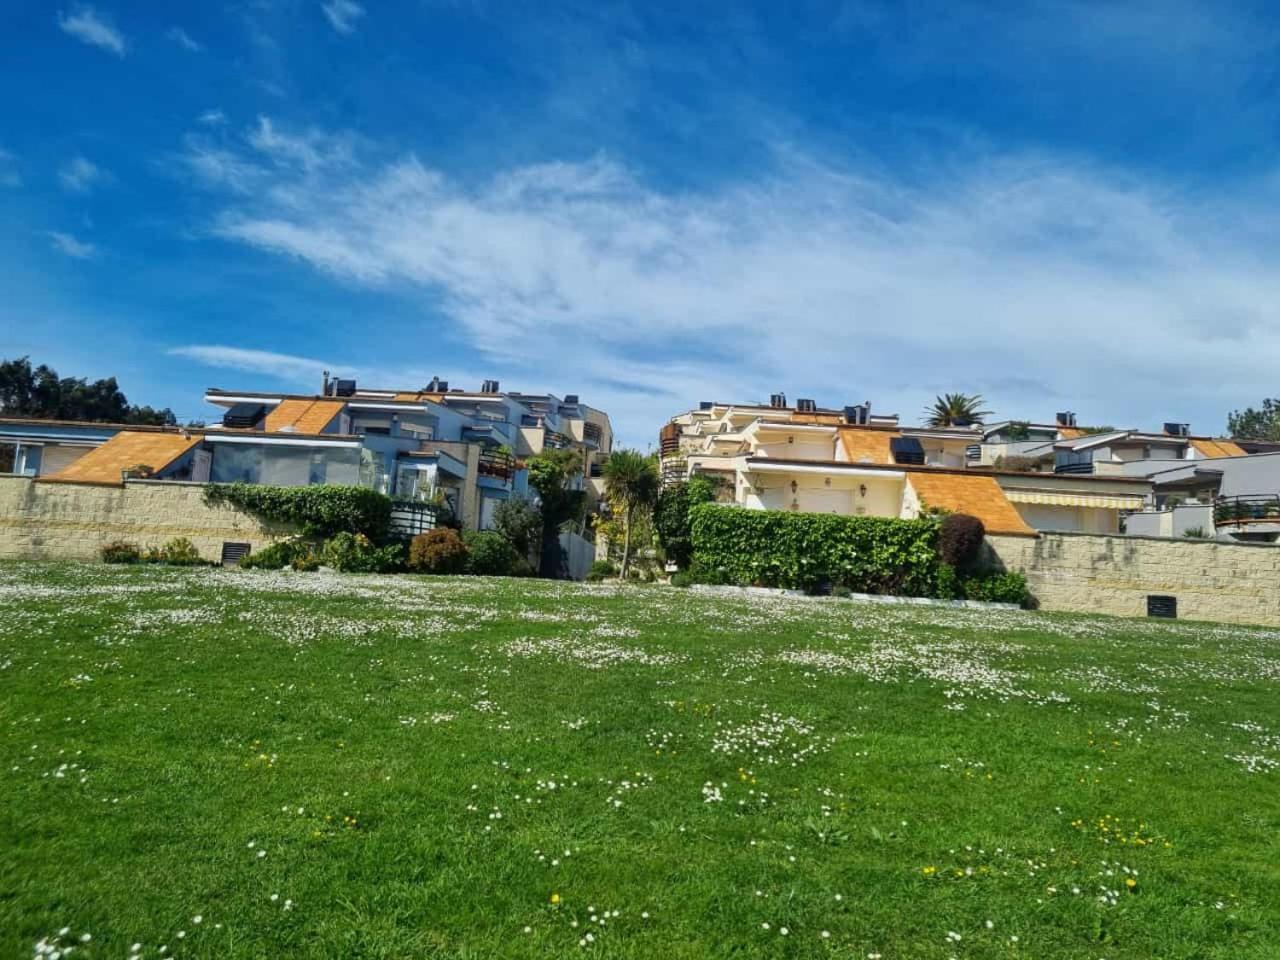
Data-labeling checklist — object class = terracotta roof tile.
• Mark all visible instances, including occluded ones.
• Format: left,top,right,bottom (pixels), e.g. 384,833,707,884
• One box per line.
1190,438,1247,459
837,426,899,465
906,471,1035,536
41,431,202,486
1058,427,1087,439
264,399,344,434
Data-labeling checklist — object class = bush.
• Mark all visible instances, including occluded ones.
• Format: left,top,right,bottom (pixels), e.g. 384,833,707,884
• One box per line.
492,497,541,564
586,559,617,582
290,549,321,572
240,538,304,570
408,529,469,575
669,571,694,588
160,537,203,566
463,530,519,576
653,477,718,570
101,541,140,564
205,483,393,541
938,513,986,569
322,532,403,573
689,503,941,595
140,546,165,564
935,562,962,600
962,571,1031,606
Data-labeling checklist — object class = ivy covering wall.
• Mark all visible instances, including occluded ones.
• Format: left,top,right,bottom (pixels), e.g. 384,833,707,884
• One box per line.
688,503,941,595
204,483,392,541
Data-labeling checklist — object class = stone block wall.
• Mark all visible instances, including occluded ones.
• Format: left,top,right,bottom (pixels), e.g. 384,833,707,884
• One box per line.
0,477,290,563
988,531,1280,627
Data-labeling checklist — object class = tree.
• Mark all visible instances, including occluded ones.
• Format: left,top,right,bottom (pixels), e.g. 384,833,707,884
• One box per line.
601,449,659,579
653,474,718,570
923,393,992,428
527,449,585,578
0,356,176,425
1228,399,1280,441
492,495,542,564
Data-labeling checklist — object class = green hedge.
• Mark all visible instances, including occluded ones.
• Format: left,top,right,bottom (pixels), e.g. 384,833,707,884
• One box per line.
205,483,392,541
689,503,941,596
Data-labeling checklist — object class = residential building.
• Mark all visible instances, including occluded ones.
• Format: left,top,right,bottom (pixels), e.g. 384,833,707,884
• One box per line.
2,376,612,535
659,396,1151,535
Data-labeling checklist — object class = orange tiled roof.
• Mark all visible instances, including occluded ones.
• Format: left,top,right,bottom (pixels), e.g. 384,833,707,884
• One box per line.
264,399,344,434
906,471,1036,536
837,426,899,465
1058,427,1087,439
41,431,202,486
1190,438,1247,459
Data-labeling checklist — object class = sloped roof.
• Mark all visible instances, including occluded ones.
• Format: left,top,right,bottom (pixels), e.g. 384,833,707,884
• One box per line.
263,399,344,434
1190,438,1247,459
1058,427,1087,439
41,431,202,486
837,427,899,465
906,471,1036,536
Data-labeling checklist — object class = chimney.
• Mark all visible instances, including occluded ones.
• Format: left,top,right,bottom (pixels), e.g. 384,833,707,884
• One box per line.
769,392,787,409
322,370,331,396
1163,422,1190,437
1056,411,1077,427
843,403,871,425
796,398,817,413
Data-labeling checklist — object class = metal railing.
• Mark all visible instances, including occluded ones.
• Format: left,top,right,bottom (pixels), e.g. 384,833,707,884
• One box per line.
1213,495,1280,527
477,448,515,480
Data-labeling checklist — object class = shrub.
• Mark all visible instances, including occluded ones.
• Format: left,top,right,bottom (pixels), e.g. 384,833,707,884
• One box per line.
322,532,403,573
140,546,165,564
240,538,304,570
205,483,393,541
160,537,203,566
962,571,1031,606
669,571,694,588
463,530,519,577
101,540,140,564
290,549,321,572
935,562,962,600
689,503,941,595
586,559,617,583
1182,526,1208,539
492,497,541,563
408,528,469,574
653,477,718,570
938,513,986,569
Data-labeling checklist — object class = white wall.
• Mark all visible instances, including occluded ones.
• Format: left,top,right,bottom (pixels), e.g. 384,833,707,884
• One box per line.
1012,503,1119,533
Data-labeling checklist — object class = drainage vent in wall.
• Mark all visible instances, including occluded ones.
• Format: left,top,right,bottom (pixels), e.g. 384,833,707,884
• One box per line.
221,542,251,567
1147,594,1177,619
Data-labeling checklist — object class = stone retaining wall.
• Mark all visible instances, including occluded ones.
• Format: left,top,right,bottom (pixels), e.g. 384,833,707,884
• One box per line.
988,531,1280,627
0,476,289,562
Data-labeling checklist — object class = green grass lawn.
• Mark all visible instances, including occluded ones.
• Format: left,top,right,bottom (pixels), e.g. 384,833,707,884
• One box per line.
2,563,1278,959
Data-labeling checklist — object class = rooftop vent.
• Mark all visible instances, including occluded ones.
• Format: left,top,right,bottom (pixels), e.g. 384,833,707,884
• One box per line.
425,376,450,393
890,436,926,465
796,398,817,413
222,403,265,429
332,379,356,397
1056,411,1077,427
698,401,714,411
480,379,501,394
843,403,871,425
1163,422,1190,437
769,392,787,409
563,394,579,405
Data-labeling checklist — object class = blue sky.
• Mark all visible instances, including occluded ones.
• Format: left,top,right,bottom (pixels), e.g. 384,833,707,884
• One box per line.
3,1,1280,444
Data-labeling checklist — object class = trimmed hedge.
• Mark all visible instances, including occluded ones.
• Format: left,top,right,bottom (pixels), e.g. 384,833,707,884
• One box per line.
689,503,941,596
205,483,392,541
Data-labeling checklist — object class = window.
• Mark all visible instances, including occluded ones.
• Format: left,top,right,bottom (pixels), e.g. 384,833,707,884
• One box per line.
309,452,327,485
0,442,15,473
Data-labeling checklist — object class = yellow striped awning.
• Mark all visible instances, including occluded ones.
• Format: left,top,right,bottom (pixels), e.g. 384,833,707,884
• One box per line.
1003,489,1146,510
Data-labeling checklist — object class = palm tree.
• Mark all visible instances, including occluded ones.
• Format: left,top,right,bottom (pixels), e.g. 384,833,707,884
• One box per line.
602,449,659,579
924,393,992,427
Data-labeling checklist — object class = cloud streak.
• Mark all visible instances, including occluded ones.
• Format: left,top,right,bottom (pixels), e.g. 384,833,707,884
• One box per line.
57,5,126,57
179,118,1280,446
167,26,201,52
321,0,365,35
58,156,106,194
47,231,97,259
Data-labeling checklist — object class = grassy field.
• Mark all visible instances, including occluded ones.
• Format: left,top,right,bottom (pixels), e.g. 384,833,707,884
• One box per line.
2,563,1278,959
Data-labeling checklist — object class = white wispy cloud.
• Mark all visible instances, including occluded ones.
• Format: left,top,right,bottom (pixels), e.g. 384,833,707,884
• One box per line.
47,231,97,259
198,109,227,127
59,156,106,194
57,5,126,57
167,26,201,52
169,345,334,381
321,0,365,35
179,118,1280,446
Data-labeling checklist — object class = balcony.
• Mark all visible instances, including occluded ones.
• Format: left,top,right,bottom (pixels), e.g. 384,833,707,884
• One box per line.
544,430,574,450
477,448,516,481
583,421,603,448
1214,495,1280,531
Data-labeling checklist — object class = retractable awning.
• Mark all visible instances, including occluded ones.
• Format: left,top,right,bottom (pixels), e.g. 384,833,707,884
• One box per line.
1003,489,1146,510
